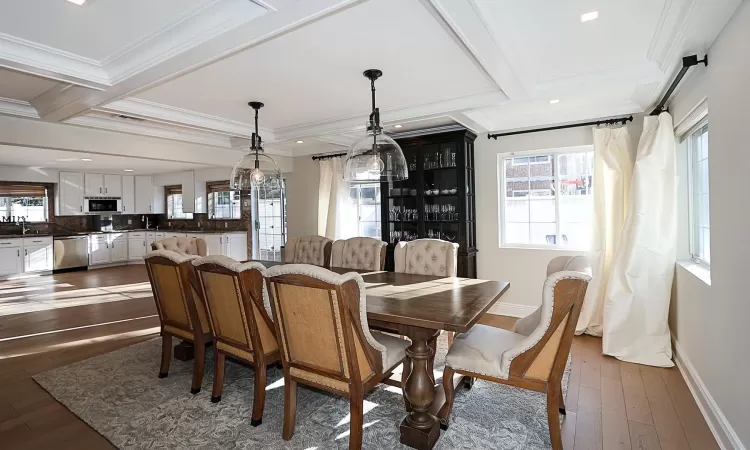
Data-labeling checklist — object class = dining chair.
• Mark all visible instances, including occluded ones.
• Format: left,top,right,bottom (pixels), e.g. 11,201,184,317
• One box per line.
438,265,591,450
152,236,208,256
394,238,459,345
265,264,409,450
144,250,212,394
192,255,280,426
284,235,333,268
330,237,387,271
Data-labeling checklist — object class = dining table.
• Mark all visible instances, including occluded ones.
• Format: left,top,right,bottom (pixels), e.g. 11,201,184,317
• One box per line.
251,260,511,450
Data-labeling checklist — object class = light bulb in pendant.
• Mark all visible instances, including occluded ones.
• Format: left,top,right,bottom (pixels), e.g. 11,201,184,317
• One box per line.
367,155,384,175
251,167,265,185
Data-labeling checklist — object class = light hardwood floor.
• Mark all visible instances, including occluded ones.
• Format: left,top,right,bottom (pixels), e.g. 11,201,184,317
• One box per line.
0,267,718,449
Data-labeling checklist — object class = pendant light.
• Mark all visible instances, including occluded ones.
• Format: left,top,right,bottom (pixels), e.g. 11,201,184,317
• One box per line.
343,69,408,182
231,101,282,190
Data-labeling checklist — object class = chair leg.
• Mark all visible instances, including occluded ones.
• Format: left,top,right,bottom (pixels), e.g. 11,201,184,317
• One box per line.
438,366,456,430
191,339,205,394
547,388,563,450
211,351,226,403
558,380,566,415
159,332,172,378
251,364,267,426
282,377,298,441
349,393,364,450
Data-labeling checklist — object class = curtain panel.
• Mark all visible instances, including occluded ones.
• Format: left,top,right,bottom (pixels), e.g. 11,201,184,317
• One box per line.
318,158,356,240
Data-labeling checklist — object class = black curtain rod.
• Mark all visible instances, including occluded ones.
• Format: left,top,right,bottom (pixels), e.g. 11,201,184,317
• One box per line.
311,152,347,161
488,115,633,140
650,54,708,115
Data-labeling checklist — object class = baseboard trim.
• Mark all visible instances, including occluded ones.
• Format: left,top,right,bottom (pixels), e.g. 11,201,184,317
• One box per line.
488,302,537,318
673,339,746,450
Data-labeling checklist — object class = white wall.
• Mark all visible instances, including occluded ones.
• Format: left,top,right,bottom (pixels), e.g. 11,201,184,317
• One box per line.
285,155,320,239
0,166,60,183
669,2,750,448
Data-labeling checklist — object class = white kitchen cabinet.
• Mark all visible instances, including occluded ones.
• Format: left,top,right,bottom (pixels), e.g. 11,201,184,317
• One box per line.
226,233,248,261
135,176,154,214
128,232,147,261
109,233,128,262
59,172,85,215
89,235,110,266
165,232,188,239
146,232,166,253
0,240,23,276
23,237,53,272
122,175,135,214
104,174,122,198
85,173,105,197
202,234,224,256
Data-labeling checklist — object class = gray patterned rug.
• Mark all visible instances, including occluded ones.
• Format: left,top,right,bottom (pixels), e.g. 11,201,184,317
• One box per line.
34,334,569,449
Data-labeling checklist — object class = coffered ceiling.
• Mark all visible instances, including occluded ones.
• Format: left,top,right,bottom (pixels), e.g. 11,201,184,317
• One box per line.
0,0,741,170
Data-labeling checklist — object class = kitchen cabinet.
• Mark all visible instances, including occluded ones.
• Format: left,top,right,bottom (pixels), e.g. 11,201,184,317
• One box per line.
89,235,110,265
104,174,122,198
165,232,188,239
225,233,248,261
202,234,224,256
146,232,166,253
109,233,128,263
128,232,147,261
84,173,104,197
135,176,154,214
23,237,53,272
122,175,135,214
59,172,85,215
0,240,23,276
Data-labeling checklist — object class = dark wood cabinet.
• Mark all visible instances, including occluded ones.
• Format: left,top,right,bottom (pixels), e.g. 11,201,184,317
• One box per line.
380,127,477,278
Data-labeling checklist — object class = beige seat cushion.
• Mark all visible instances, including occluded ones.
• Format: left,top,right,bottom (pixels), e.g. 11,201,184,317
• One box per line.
445,324,526,379
371,331,409,371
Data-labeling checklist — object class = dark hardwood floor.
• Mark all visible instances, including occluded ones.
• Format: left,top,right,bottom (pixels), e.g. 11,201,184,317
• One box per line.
0,266,718,449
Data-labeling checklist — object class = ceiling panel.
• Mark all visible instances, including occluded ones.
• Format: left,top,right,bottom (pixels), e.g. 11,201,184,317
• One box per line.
135,0,498,129
0,67,58,102
0,0,215,60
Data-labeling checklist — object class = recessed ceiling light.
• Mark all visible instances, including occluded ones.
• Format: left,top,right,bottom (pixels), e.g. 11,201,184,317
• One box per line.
124,169,134,172
67,0,87,5
581,11,598,22
549,99,560,104
296,140,304,144
393,124,403,129
81,158,92,161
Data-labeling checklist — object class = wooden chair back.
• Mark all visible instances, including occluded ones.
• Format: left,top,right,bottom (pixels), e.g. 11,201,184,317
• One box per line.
265,264,384,394
144,250,210,341
192,256,278,363
509,273,590,384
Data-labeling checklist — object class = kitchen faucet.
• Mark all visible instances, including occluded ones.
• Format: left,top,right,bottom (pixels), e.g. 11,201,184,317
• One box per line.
142,215,150,229
17,216,30,235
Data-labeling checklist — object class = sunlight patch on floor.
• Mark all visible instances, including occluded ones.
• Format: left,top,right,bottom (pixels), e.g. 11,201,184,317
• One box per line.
335,400,379,427
334,420,381,440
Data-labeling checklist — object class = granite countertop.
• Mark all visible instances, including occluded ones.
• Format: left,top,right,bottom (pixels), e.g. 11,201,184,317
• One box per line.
1,230,245,239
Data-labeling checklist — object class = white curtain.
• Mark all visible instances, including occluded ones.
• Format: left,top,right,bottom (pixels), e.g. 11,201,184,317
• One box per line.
577,126,634,336
318,158,357,240
602,113,677,367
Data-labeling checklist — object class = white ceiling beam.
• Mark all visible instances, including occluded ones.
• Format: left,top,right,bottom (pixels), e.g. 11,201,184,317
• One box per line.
0,97,40,119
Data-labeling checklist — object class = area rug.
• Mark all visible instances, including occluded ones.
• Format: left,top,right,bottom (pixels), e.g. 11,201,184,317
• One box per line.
34,334,569,449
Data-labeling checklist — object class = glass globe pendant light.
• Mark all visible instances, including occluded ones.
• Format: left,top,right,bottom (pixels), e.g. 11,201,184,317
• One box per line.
343,69,408,182
231,101,282,190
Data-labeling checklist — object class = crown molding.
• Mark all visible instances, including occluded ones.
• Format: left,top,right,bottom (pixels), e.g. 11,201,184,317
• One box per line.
96,98,267,139
0,97,40,119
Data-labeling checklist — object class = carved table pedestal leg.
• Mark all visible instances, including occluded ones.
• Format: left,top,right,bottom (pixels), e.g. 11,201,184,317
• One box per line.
400,326,441,450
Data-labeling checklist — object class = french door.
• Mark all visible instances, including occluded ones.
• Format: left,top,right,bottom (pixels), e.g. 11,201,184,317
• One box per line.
251,179,287,261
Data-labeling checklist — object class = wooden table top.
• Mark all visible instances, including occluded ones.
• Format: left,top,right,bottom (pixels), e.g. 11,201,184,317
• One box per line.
250,260,511,333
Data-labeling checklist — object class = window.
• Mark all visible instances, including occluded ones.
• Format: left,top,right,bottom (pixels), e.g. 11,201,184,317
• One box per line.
253,180,287,261
165,186,193,220
500,149,593,248
349,183,381,238
688,121,710,266
0,184,49,222
207,182,241,219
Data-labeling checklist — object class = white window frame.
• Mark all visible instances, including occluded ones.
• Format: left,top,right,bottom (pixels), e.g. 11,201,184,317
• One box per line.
498,146,593,250
686,118,710,267
166,191,193,220
208,190,241,219
351,183,381,239
0,195,49,222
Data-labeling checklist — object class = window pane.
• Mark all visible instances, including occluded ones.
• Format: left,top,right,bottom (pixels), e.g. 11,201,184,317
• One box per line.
530,223,556,245
558,152,594,249
689,123,710,265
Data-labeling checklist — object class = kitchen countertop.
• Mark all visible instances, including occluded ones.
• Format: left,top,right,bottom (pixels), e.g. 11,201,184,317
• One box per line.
0,230,247,239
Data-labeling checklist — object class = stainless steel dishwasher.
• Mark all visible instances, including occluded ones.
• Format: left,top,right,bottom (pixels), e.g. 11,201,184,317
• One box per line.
53,235,89,271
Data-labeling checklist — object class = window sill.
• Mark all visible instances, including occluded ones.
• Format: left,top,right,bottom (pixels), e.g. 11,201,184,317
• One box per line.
500,244,590,252
677,259,711,286
208,219,242,221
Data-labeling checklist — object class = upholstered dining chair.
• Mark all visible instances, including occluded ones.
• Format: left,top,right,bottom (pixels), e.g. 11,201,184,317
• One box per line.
283,235,333,267
144,250,212,395
265,264,409,450
330,237,387,271
438,260,591,450
192,255,280,426
152,236,208,256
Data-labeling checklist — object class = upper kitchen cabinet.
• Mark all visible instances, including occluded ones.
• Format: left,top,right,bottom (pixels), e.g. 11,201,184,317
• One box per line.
134,175,154,214
104,174,122,197
85,173,122,197
59,172,84,215
122,175,135,214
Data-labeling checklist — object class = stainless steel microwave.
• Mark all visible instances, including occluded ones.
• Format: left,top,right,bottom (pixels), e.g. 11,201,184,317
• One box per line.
84,198,121,214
